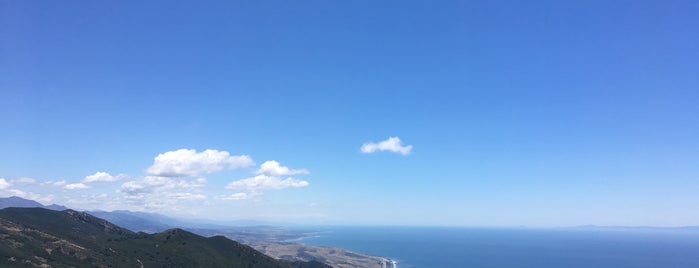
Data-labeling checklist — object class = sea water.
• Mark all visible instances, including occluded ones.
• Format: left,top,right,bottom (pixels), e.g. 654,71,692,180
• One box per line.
297,226,699,268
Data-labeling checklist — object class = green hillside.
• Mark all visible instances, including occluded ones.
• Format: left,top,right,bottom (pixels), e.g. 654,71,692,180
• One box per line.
0,207,299,268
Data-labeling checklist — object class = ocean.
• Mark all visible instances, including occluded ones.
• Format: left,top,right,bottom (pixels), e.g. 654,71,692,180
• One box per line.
297,226,699,268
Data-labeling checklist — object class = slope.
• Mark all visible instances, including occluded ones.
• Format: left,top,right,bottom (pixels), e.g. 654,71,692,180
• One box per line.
0,207,294,268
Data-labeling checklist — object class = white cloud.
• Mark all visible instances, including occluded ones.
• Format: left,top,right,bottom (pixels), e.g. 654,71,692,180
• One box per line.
0,178,11,190
64,183,89,190
256,160,309,176
146,149,254,177
83,172,127,183
217,192,250,200
222,160,311,201
226,174,309,192
360,136,413,155
14,177,37,184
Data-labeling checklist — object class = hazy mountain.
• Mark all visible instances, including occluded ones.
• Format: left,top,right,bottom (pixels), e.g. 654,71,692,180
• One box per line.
86,210,294,236
0,196,67,211
0,207,323,268
88,210,175,233
87,210,269,232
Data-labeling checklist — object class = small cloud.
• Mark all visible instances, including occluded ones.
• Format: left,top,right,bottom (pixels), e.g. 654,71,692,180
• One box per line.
0,178,10,190
83,172,127,183
217,192,250,200
146,149,254,177
360,136,413,155
226,175,309,192
64,183,89,190
256,160,309,176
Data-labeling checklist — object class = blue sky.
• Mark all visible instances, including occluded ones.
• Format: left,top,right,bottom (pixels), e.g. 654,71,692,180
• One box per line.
1,0,698,226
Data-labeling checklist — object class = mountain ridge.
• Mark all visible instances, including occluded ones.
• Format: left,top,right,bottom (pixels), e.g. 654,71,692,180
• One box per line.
0,196,67,211
0,207,329,268
0,197,390,267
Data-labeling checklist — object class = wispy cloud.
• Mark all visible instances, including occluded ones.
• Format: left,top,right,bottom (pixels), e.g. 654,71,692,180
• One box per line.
40,180,67,187
83,172,128,183
64,183,89,190
146,149,254,177
217,192,249,200
169,192,206,200
13,177,37,184
119,176,205,196
117,175,208,211
360,136,413,155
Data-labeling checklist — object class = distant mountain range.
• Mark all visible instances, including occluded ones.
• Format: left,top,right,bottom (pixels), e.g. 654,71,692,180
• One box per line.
0,196,67,211
0,196,396,268
0,197,191,233
0,207,330,268
0,197,279,234
88,209,175,233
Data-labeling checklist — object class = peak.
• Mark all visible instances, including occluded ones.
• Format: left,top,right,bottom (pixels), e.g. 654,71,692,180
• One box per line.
153,228,201,241
2,196,35,202
0,196,67,211
0,196,36,203
159,228,192,236
0,207,301,267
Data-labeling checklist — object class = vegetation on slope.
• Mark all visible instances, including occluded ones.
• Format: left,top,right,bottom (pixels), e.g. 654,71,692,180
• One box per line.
0,207,295,268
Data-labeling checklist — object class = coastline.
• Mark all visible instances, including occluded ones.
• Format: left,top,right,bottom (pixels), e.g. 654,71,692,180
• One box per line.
378,258,397,268
387,259,398,268
292,229,399,268
246,239,395,268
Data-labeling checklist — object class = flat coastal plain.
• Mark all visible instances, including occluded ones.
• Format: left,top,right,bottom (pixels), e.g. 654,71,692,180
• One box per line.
248,241,396,268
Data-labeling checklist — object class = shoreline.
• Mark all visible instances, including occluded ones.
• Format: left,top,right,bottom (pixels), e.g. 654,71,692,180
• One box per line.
266,229,398,268
378,257,397,268
388,259,398,268
247,239,395,268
